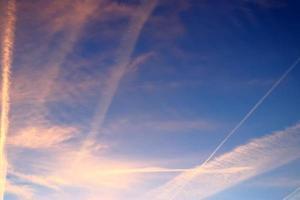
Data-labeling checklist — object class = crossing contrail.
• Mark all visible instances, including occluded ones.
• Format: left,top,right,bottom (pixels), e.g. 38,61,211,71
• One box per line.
0,0,16,199
146,123,300,200
160,56,300,200
283,186,300,200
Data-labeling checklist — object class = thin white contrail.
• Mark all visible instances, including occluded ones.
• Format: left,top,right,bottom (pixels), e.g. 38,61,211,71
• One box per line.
0,0,16,199
283,186,300,200
201,56,300,166
167,56,300,199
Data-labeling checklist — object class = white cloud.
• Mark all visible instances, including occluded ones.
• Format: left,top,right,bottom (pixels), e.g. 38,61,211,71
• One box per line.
146,123,300,200
8,125,77,149
6,181,34,200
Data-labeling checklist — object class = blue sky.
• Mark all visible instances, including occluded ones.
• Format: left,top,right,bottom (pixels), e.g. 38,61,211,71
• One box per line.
0,0,300,199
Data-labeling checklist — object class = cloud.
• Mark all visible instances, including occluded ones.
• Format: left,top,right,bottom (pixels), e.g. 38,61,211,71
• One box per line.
4,2,162,198
7,0,158,142
7,125,78,149
0,0,16,199
7,144,188,199
7,142,253,200
7,66,100,105
8,147,139,193
103,117,215,135
5,181,34,200
8,122,300,200
249,177,300,188
86,0,158,146
283,186,300,200
146,123,300,200
127,52,155,73
41,0,99,34
9,0,100,126
30,0,99,103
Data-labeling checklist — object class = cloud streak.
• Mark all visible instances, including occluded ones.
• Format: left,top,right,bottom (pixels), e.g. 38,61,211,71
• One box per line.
157,55,300,199
283,186,300,200
102,117,215,135
7,0,100,133
147,123,300,200
7,125,77,149
36,0,99,103
7,147,201,199
84,0,158,147
0,0,16,199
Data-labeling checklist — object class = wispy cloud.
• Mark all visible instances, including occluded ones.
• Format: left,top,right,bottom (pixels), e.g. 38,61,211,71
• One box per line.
7,144,196,199
7,125,77,149
7,0,100,133
33,0,100,103
146,123,300,200
103,117,215,135
283,186,300,200
85,0,158,146
3,1,299,199
127,52,155,73
3,2,160,198
5,180,34,200
249,177,300,188
151,55,300,199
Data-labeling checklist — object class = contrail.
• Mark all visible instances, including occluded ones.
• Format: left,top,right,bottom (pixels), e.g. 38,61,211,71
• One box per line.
81,0,158,150
95,166,249,175
69,0,158,173
165,56,300,199
0,0,16,199
283,186,300,200
200,56,300,166
147,123,300,200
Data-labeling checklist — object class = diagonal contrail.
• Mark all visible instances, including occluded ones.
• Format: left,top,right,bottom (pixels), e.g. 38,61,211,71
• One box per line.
80,0,158,151
200,56,300,166
283,186,300,200
67,0,159,177
163,56,300,200
146,123,300,200
0,0,17,199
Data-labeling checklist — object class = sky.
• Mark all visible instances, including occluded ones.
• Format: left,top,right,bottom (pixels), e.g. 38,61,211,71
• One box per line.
0,0,300,199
